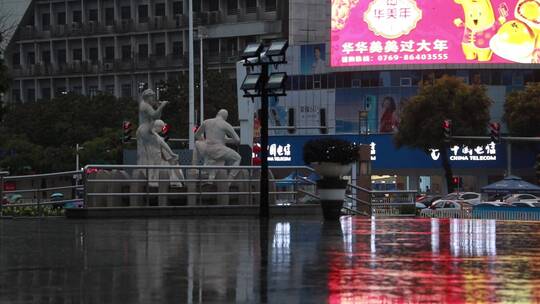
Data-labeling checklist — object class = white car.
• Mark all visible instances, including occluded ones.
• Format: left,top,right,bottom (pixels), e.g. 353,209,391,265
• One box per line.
428,200,472,210
439,192,481,205
503,194,539,204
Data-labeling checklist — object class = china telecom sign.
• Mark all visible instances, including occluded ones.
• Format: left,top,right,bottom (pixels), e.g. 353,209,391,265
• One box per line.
331,0,540,66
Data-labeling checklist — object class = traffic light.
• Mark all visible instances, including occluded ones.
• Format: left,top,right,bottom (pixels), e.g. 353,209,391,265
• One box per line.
443,119,452,142
160,123,170,142
489,122,501,144
122,121,133,143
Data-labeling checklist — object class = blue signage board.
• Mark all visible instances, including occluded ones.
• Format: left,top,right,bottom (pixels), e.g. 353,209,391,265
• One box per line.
268,134,535,170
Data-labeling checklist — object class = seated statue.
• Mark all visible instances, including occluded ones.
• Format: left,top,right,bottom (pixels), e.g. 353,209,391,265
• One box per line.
153,120,185,187
194,109,241,180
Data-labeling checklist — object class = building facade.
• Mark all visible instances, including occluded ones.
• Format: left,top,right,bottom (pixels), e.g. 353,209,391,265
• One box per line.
5,0,287,102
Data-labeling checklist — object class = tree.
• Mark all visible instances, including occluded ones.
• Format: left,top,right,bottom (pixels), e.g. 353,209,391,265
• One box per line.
395,76,492,193
0,33,10,123
504,82,540,136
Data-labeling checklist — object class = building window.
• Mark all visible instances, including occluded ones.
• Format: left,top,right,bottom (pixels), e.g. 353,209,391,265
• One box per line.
173,1,183,15
227,0,238,14
12,89,21,102
41,51,50,64
105,85,115,95
209,1,219,11
121,45,131,60
41,88,51,100
172,41,183,56
138,5,148,23
265,0,276,11
57,12,66,25
246,0,257,12
27,89,35,102
104,46,115,62
57,49,66,64
72,10,82,23
208,39,219,54
155,3,166,16
89,47,98,63
27,52,35,65
72,86,82,94
121,6,131,19
138,44,148,59
42,13,50,31
121,84,132,97
12,53,20,66
105,8,115,25
89,86,98,97
88,9,98,22
155,42,166,56
73,48,82,61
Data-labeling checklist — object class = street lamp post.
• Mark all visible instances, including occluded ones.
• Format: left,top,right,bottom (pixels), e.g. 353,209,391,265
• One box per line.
199,27,207,125
188,0,195,150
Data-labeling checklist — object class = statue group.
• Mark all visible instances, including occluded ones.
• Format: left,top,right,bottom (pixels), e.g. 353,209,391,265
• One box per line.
137,89,241,184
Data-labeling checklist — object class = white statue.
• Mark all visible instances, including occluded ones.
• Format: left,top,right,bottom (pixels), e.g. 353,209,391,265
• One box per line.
194,109,241,180
153,120,185,187
137,89,183,186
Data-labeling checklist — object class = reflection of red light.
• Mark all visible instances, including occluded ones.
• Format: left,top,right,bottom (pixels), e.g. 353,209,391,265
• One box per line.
253,144,262,153
252,157,262,165
85,168,99,174
3,182,16,191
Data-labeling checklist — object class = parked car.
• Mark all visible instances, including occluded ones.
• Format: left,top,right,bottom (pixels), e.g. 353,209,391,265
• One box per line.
474,202,510,208
503,194,539,204
510,201,540,208
416,195,442,208
415,202,427,210
441,192,481,205
429,200,472,210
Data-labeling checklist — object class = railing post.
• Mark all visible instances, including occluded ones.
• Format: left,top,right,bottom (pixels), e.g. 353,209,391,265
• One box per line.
145,167,150,206
293,168,298,205
248,167,252,206
0,173,4,217
82,169,88,208
198,167,202,206
37,181,42,217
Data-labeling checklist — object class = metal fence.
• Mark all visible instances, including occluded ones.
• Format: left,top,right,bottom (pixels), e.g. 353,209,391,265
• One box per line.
0,170,83,216
421,207,540,221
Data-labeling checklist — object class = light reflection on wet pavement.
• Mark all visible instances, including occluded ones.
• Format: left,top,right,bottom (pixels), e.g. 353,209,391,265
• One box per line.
1,217,540,303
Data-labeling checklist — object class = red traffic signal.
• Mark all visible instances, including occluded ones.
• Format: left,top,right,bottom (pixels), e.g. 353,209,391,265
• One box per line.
443,119,452,142
122,121,133,143
123,121,132,130
161,123,170,135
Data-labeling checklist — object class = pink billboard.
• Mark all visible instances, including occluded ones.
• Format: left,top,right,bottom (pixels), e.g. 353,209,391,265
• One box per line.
331,0,540,66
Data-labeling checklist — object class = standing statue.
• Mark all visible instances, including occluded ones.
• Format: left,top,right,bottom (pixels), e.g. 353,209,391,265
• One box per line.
137,89,183,186
153,120,185,187
194,109,241,180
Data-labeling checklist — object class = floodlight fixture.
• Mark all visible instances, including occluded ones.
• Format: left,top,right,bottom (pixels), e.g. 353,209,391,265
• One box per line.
240,73,262,97
266,72,288,95
266,39,289,63
242,42,264,61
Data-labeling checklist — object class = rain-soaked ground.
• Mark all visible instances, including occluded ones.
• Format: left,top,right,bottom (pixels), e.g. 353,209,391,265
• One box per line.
1,217,540,304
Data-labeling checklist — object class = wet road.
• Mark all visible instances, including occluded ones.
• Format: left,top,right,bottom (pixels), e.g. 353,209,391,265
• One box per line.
1,217,540,303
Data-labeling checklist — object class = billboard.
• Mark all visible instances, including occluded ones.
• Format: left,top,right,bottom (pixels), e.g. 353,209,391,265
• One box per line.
331,0,540,66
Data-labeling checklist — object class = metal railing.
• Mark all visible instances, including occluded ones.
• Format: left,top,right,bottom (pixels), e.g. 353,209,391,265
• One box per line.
82,164,318,208
421,206,540,221
0,170,83,217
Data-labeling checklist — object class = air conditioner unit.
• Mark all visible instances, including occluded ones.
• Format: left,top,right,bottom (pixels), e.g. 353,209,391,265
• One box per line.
400,77,412,87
